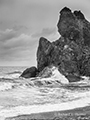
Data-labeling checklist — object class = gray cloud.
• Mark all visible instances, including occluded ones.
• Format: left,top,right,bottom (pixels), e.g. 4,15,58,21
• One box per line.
0,29,37,66
0,0,14,5
13,25,28,31
32,27,56,38
3,34,31,49
0,29,18,42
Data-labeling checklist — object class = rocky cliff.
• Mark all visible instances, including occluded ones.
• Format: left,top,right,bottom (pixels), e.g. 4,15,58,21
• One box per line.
21,7,90,82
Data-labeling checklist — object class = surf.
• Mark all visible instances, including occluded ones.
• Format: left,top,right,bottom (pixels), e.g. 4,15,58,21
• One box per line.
0,66,90,119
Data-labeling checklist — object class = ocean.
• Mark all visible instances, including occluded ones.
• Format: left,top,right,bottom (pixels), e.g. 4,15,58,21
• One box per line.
0,66,90,120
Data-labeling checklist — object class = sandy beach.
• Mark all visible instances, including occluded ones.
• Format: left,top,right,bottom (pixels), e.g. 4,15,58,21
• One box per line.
5,106,90,120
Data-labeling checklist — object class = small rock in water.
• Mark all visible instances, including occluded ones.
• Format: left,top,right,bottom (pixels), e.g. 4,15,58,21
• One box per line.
20,66,38,78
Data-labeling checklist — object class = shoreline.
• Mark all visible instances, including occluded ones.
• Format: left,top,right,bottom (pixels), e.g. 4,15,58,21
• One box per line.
5,105,90,120
0,96,90,119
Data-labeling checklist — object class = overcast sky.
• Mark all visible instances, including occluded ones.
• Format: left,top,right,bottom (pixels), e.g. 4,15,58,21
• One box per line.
0,0,90,66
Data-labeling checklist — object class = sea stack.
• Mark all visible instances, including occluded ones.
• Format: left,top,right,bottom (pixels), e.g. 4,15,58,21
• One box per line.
21,7,90,82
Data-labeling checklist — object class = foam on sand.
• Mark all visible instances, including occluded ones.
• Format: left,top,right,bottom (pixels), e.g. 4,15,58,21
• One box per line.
0,95,90,119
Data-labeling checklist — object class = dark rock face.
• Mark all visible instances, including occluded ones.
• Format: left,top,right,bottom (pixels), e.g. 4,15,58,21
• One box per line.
36,7,90,82
20,67,38,78
38,66,52,78
37,37,81,82
37,37,53,72
21,7,90,82
57,7,90,46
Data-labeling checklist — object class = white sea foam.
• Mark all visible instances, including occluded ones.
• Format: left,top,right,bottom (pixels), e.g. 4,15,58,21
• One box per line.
0,82,14,91
0,96,90,119
51,67,69,84
38,66,69,85
3,73,20,79
0,83,90,119
0,71,21,80
0,66,90,120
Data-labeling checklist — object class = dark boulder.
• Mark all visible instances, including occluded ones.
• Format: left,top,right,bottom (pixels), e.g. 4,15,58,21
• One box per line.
20,67,38,78
66,75,82,82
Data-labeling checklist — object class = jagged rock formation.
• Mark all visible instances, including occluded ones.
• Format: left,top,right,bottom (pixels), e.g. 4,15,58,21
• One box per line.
21,7,90,82
57,7,90,46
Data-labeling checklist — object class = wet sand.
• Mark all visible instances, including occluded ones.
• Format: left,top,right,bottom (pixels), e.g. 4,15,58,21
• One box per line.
5,105,90,120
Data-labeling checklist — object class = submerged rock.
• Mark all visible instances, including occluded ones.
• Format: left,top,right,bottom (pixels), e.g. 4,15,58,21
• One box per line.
20,67,38,78
38,66,69,84
21,7,90,82
38,66,53,78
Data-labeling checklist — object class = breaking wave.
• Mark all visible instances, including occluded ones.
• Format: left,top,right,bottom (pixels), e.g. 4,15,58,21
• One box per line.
0,82,15,91
0,71,21,80
0,66,90,92
0,67,90,119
